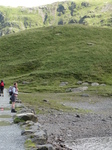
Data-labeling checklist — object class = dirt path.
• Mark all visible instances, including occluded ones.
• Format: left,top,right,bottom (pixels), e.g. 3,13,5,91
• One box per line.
0,89,25,150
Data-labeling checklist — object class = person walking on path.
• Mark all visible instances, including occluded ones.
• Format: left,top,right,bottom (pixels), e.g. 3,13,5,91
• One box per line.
0,80,4,97
11,82,18,113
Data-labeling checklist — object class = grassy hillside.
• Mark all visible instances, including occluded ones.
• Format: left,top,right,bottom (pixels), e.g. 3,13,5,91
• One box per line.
0,0,112,36
0,24,112,94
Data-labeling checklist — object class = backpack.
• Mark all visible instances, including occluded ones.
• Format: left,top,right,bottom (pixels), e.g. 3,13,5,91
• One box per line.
1,82,4,87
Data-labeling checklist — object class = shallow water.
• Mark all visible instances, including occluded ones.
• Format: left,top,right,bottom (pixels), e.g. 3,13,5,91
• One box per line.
65,137,112,150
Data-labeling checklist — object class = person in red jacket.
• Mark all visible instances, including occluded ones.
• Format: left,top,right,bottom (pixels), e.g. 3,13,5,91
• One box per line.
0,80,4,97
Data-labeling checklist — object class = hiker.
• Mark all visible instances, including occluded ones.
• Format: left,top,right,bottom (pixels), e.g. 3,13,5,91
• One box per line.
11,82,18,113
0,80,4,97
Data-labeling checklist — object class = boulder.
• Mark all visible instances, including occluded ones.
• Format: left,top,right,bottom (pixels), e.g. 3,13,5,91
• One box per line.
32,130,48,145
66,88,72,92
71,86,88,92
22,81,30,84
21,129,35,135
100,84,106,86
30,122,42,131
21,121,35,128
14,113,38,123
36,144,54,150
82,82,89,86
91,83,99,86
60,82,68,86
26,120,35,126
77,81,83,85
78,86,88,91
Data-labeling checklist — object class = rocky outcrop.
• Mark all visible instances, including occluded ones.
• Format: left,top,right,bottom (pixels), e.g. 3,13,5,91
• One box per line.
0,1,112,36
101,4,112,12
57,4,65,14
0,12,4,22
81,2,90,7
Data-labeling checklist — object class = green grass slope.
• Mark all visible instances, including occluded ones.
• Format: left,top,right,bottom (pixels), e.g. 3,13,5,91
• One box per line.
0,24,112,93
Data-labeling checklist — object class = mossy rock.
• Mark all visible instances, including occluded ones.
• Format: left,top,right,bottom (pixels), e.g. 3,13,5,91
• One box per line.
14,117,25,124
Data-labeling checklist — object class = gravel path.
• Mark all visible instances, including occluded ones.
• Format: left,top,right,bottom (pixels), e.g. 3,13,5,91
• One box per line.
0,89,25,150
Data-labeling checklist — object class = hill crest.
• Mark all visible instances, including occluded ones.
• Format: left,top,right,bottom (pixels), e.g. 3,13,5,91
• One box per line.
0,0,112,36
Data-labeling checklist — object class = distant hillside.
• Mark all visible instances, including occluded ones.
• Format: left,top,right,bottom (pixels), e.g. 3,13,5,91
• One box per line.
0,24,112,92
0,0,112,36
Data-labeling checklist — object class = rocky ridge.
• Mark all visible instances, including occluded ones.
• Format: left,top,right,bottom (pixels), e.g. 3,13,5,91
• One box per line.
0,0,112,36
